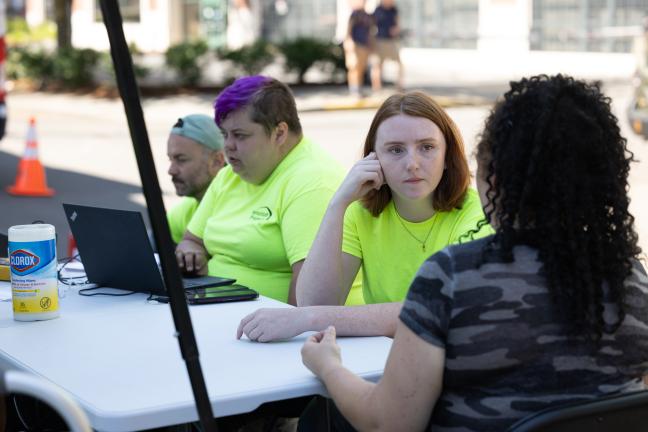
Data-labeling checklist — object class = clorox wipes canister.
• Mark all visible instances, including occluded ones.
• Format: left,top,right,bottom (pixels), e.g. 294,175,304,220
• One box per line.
8,224,59,321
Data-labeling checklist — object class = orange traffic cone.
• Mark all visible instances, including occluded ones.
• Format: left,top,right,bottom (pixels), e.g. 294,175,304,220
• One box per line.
6,117,55,197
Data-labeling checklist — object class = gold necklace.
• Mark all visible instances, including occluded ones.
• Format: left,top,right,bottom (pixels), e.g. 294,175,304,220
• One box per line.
395,209,435,252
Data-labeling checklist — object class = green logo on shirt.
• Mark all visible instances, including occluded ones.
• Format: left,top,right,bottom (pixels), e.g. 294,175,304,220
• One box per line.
251,207,273,220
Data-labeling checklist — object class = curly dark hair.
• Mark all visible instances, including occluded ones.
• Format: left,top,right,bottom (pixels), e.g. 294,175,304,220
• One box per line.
476,74,641,340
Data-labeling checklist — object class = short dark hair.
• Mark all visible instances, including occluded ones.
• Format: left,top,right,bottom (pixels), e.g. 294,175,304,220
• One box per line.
361,91,470,216
214,75,302,136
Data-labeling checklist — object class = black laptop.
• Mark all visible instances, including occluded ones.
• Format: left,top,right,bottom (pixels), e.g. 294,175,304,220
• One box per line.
62,203,236,295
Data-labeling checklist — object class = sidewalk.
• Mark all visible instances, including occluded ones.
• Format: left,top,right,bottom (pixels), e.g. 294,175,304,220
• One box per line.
140,47,638,112
291,85,494,112
302,47,636,111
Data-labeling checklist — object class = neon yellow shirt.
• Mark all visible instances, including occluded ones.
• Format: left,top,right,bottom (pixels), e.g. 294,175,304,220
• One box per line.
342,188,492,304
344,277,365,305
188,137,343,302
167,197,199,244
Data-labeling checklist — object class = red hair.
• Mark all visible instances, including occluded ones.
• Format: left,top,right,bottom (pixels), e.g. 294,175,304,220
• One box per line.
361,91,470,216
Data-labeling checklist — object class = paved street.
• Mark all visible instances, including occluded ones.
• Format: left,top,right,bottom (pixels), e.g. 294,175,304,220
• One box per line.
0,82,646,258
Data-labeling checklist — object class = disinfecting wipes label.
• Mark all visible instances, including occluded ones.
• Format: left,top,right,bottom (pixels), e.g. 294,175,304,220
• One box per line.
9,239,58,314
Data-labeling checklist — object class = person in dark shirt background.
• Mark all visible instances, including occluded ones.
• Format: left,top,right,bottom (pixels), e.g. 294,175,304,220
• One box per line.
371,0,404,91
344,0,374,97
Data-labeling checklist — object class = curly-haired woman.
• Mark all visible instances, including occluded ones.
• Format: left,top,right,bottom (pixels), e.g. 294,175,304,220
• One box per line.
301,75,648,431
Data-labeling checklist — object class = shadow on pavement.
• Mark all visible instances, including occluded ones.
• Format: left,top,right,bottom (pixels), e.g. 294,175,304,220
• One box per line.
0,150,149,258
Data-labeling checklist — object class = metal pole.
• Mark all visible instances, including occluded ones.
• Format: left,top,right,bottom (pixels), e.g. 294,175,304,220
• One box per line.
98,1,217,430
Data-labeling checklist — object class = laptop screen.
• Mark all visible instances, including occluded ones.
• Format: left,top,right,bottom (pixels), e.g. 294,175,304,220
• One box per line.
63,203,168,294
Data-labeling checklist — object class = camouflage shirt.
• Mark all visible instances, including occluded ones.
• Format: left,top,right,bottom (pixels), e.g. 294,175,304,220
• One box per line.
400,235,648,431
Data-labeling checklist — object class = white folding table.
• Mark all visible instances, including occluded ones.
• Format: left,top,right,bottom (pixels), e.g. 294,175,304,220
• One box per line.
0,282,392,431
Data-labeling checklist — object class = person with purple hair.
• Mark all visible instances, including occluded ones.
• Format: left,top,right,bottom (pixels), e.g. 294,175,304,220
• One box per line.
175,76,344,305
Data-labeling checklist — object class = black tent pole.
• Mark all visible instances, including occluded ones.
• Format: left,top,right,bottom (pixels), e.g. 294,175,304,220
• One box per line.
99,1,217,430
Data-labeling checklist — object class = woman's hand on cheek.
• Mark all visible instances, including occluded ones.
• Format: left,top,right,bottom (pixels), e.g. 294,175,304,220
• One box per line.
333,152,386,206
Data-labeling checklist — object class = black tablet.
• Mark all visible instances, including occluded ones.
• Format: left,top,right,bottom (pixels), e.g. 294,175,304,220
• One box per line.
154,284,258,305
187,284,258,305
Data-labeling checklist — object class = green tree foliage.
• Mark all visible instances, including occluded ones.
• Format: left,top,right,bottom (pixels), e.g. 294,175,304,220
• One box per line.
278,37,335,84
165,40,208,87
52,48,100,87
219,40,274,76
6,47,54,85
6,18,57,45
7,47,100,89
98,43,149,86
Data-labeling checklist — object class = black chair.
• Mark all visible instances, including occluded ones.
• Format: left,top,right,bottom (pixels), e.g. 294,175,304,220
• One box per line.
508,390,648,432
